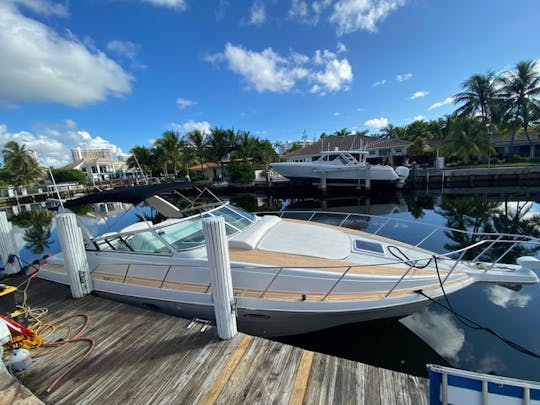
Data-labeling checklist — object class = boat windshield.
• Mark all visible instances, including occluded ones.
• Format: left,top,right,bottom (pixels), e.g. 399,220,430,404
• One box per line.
94,203,255,253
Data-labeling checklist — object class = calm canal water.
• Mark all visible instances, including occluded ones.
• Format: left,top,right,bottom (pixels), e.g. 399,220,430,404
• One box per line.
4,188,540,381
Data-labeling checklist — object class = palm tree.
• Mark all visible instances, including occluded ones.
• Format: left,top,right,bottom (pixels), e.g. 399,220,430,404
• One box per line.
207,127,230,163
235,131,256,160
154,131,184,176
380,124,405,139
252,139,278,164
2,141,43,186
11,210,53,254
499,60,540,158
333,128,349,137
453,72,501,163
454,72,499,126
127,146,154,178
185,129,208,179
436,196,501,260
442,116,493,164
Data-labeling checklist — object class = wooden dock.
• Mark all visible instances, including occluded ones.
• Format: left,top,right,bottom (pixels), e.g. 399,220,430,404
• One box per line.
9,279,427,404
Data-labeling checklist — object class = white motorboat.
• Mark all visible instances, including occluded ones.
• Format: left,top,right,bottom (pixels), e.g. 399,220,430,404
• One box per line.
268,150,410,188
38,183,540,337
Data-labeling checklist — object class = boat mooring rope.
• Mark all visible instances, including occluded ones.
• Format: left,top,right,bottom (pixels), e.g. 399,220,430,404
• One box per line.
414,255,540,360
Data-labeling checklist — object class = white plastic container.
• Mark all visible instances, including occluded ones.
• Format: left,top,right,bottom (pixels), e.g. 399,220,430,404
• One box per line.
10,348,32,372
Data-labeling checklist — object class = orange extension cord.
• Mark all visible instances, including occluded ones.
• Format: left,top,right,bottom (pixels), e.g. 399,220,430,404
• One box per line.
32,313,96,392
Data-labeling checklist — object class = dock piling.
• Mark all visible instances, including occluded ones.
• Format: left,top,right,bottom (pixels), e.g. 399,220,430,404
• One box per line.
56,213,93,298
203,216,237,339
0,211,20,274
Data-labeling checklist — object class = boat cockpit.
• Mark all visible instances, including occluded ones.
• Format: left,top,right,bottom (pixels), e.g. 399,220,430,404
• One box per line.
90,203,256,255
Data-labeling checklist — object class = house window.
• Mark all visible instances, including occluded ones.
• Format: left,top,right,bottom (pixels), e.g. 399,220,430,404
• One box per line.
369,150,376,155
395,148,402,153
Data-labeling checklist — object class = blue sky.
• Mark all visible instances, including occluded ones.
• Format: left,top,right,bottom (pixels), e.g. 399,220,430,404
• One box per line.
1,0,539,166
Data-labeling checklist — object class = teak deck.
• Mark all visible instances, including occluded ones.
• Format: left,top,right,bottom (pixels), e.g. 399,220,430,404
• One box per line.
17,279,428,404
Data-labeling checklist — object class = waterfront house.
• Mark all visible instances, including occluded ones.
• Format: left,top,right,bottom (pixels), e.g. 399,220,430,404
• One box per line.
188,158,254,180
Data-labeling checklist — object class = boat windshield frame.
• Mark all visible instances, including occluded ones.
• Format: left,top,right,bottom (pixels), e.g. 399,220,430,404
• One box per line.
315,150,367,164
91,202,256,255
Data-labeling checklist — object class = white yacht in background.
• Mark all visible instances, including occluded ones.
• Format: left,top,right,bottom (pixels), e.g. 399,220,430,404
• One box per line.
268,149,410,188
38,183,540,337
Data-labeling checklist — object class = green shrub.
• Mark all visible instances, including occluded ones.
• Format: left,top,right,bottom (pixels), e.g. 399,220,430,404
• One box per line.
50,168,86,184
227,161,255,184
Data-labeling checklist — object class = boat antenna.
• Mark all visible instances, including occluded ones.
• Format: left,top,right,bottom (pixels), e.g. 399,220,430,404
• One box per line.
349,130,356,150
132,153,149,185
47,166,64,210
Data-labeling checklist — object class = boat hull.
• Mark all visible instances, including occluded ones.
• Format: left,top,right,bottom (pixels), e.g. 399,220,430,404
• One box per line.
94,288,432,337
269,162,400,182
38,267,438,337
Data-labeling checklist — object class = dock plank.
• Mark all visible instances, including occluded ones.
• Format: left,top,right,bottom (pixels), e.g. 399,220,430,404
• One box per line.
13,278,428,404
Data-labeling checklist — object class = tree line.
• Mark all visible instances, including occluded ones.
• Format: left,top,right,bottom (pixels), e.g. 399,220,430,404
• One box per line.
126,128,278,181
1,59,538,186
381,60,540,163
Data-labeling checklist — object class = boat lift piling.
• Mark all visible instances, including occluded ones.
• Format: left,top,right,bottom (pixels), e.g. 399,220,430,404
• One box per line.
56,213,93,298
203,216,237,340
365,165,372,191
0,211,20,274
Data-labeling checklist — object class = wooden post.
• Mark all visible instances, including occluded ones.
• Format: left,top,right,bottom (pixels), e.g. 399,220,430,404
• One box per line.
203,216,237,339
56,213,93,298
0,211,21,274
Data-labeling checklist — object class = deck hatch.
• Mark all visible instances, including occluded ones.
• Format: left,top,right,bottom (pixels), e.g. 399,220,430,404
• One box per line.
354,239,384,253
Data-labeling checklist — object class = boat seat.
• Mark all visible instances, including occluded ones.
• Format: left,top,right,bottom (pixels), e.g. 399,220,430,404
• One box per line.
258,220,351,260
228,215,281,250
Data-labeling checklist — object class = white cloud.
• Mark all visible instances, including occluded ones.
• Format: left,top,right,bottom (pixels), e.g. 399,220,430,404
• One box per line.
176,98,197,110
0,2,133,107
333,112,341,116
107,40,146,70
170,120,211,135
364,117,388,129
486,285,532,309
402,309,465,361
248,1,266,25
412,115,425,121
0,121,124,167
11,0,68,17
409,91,428,100
141,0,186,10
312,50,353,92
429,96,455,110
330,0,406,35
336,41,347,53
289,0,332,24
207,43,352,94
107,40,140,60
372,79,386,87
396,72,412,82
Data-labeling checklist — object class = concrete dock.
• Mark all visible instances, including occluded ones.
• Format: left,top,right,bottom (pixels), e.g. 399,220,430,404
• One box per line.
6,279,428,404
